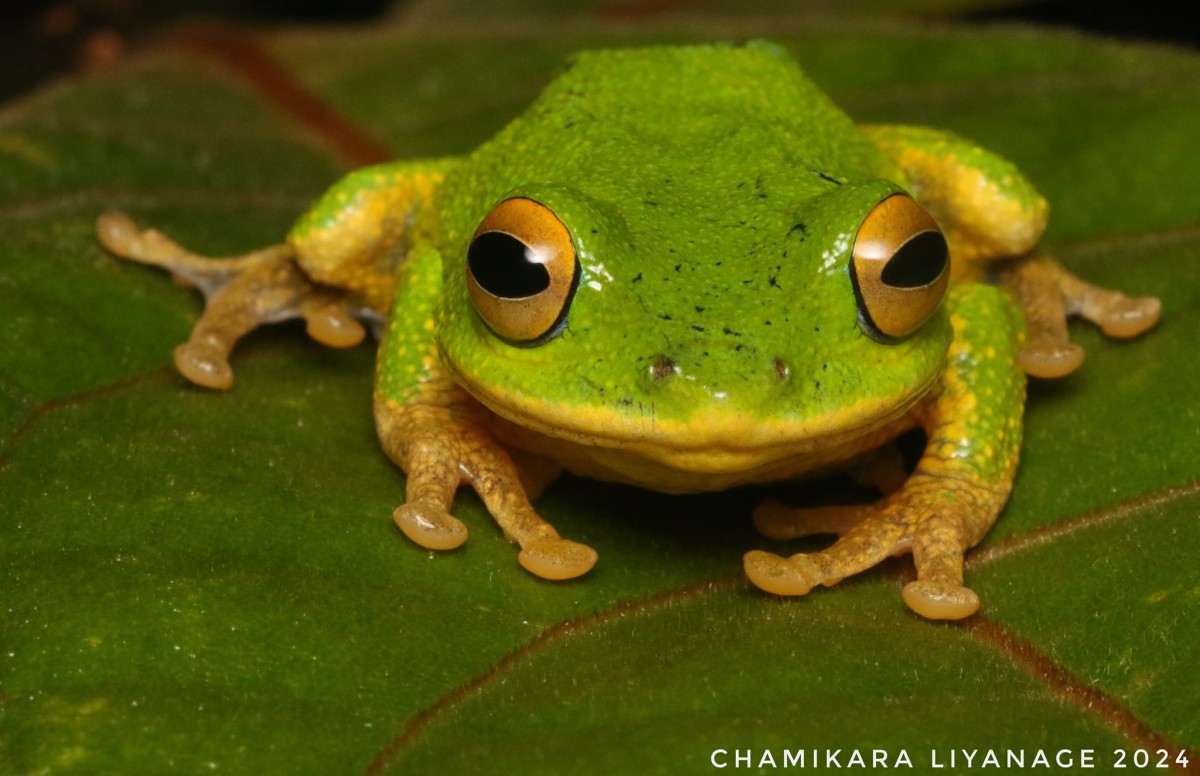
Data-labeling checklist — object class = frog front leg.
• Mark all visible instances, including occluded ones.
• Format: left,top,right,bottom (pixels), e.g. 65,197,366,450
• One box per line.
863,124,1160,378
377,242,597,580
744,284,1024,620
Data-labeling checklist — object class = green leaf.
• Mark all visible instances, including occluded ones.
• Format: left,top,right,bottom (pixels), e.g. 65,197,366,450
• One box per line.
2,11,1197,775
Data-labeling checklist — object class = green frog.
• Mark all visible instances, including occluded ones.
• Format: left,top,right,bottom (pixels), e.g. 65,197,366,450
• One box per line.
97,42,1159,620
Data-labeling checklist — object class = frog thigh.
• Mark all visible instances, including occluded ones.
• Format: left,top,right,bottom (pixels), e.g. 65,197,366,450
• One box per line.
288,158,454,312
745,284,1025,620
864,125,1160,378
861,124,1048,274
375,242,595,580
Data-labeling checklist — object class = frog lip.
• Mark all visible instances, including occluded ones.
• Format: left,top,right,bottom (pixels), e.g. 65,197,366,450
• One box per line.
452,368,935,474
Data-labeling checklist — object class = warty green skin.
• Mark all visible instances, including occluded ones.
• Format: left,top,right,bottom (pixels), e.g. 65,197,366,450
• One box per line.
423,43,956,436
352,42,1026,500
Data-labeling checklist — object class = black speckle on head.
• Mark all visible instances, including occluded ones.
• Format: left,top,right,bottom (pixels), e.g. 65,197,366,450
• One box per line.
811,169,842,186
695,305,706,314
582,377,607,395
722,326,741,337
632,272,643,283
690,325,706,333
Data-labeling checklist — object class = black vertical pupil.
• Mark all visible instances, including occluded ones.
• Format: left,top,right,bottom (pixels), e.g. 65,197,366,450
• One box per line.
468,232,552,299
881,231,948,288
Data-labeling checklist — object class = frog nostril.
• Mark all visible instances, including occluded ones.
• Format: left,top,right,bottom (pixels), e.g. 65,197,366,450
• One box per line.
774,357,790,381
651,355,677,382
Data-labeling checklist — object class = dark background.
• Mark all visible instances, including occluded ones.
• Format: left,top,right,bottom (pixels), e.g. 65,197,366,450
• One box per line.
3,0,1197,104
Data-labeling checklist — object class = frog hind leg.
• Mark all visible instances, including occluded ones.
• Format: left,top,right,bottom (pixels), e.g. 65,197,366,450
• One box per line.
377,243,596,581
97,211,366,389
744,284,1025,620
1001,254,1161,378
864,124,1160,378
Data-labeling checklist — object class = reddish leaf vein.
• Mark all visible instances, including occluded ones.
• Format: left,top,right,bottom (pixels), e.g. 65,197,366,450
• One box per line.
173,25,393,168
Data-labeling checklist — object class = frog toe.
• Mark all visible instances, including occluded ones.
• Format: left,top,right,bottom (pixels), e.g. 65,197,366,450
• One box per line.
743,550,823,596
303,304,367,349
1017,341,1085,379
96,211,144,256
98,210,268,291
174,341,234,390
518,538,597,580
1093,294,1161,339
902,580,980,620
393,503,469,551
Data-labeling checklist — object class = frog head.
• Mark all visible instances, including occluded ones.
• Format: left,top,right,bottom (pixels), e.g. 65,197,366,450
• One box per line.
432,43,952,489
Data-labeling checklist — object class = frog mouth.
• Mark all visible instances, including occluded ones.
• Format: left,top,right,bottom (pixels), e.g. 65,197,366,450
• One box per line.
452,367,935,482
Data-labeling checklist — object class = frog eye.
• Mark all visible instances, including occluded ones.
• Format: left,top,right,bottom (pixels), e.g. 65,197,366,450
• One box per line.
466,197,579,344
850,194,950,341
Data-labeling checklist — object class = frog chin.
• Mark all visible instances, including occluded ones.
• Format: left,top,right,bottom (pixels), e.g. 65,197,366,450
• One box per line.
456,373,935,493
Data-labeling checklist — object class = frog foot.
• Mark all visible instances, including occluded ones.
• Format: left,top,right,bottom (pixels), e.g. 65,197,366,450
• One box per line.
393,503,468,551
1001,254,1160,378
744,538,979,620
518,538,599,581
393,505,596,579
97,211,366,389
901,580,980,621
743,550,827,596
378,399,595,580
745,478,995,620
